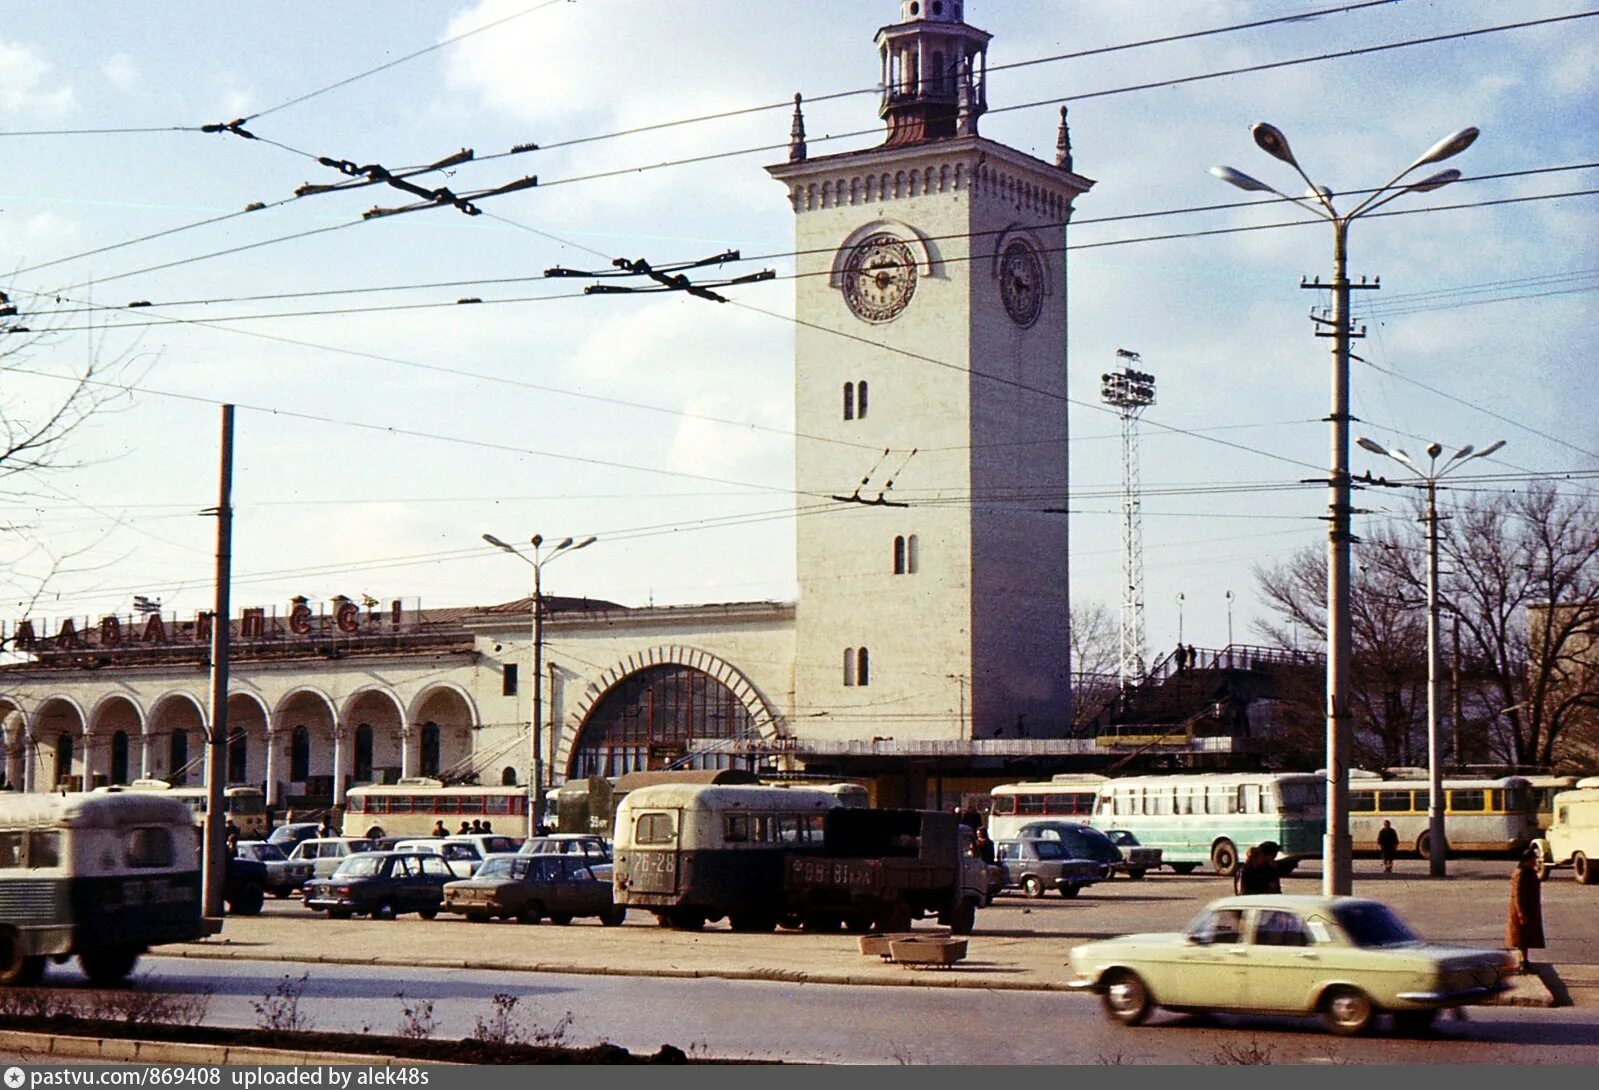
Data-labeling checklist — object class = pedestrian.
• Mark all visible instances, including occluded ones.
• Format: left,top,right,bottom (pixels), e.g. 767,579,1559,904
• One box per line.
1507,847,1545,973
959,806,981,830
457,821,471,835
316,818,333,838
1174,643,1188,673
973,827,996,866
1234,841,1284,895
470,819,484,834
431,820,448,838
225,833,239,859
1377,820,1400,873
482,820,493,833
1187,644,1199,670
224,819,241,842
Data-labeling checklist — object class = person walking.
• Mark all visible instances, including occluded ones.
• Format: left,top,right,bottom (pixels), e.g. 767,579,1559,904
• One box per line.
430,820,448,837
1174,643,1188,673
1234,841,1285,895
1377,820,1400,873
1507,848,1545,973
973,827,996,866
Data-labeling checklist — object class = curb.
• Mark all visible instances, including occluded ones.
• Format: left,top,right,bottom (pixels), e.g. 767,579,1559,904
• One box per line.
165,945,1558,1004
0,1029,453,1066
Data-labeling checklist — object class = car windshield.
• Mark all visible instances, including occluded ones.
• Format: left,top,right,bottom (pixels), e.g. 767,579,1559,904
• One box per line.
1331,902,1420,947
333,856,385,877
476,857,517,879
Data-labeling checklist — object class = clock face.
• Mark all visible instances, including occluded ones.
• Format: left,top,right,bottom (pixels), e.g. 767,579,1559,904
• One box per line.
842,233,917,323
1000,240,1043,327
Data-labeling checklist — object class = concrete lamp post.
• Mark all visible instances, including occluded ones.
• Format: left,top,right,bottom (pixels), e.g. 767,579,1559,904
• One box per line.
483,532,597,837
1212,120,1479,895
1356,436,1505,877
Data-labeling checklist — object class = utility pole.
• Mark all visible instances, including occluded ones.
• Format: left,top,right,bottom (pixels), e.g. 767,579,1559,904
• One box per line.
1452,610,1463,766
203,405,234,920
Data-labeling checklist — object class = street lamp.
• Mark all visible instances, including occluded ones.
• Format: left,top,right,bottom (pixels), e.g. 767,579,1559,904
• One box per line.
483,532,597,837
1213,120,1479,895
1356,435,1504,876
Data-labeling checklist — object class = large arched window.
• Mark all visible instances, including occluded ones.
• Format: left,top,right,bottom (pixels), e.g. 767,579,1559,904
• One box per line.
227,729,247,784
168,731,188,786
354,724,374,783
568,665,758,779
290,726,310,782
420,723,441,777
111,731,130,786
56,733,74,786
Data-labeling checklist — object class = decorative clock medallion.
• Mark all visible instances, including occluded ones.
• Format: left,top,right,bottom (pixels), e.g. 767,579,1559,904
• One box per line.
842,232,917,323
999,239,1043,327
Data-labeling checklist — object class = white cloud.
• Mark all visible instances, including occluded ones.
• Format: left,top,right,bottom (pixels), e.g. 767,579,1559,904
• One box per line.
0,37,74,117
101,53,140,92
1547,39,1599,95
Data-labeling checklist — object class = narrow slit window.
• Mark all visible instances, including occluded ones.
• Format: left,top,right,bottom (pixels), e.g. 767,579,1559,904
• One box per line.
843,382,855,421
857,380,869,419
843,648,856,687
893,535,906,574
906,534,918,573
857,647,871,687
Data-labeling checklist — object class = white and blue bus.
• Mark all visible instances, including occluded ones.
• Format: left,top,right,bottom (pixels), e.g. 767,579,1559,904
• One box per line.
1086,772,1326,876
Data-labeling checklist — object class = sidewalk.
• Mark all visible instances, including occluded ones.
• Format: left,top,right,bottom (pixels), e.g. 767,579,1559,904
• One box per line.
166,901,1562,1007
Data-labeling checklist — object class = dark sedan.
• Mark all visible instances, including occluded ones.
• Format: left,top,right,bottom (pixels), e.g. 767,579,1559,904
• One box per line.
995,837,1105,898
442,854,623,925
302,851,455,919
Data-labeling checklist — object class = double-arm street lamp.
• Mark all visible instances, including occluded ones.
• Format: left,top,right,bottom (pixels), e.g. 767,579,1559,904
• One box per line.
1357,436,1504,877
1213,120,1479,895
483,532,597,837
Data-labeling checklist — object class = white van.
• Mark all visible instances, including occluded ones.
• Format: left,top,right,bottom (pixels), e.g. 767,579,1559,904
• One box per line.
1532,786,1599,884
287,836,376,879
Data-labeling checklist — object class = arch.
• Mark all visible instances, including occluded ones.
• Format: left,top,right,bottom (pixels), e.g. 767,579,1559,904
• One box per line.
33,697,87,789
111,730,130,786
501,766,518,787
345,687,405,785
87,694,142,789
225,691,269,788
146,691,207,786
561,645,782,777
410,685,476,781
276,688,337,793
828,219,939,290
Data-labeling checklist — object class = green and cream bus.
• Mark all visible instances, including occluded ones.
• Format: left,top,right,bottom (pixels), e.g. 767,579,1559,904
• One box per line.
0,790,204,986
1085,772,1326,876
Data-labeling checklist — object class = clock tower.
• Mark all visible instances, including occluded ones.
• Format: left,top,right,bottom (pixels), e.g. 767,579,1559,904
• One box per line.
768,1,1093,747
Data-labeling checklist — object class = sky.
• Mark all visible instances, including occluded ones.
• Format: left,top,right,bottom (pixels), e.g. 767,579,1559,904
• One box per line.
1,0,1595,667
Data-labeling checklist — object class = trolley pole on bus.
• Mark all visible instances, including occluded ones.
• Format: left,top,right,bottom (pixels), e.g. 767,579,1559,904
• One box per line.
483,532,596,837
203,405,235,920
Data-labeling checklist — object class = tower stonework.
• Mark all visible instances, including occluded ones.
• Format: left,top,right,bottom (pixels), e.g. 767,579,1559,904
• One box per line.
768,2,1093,745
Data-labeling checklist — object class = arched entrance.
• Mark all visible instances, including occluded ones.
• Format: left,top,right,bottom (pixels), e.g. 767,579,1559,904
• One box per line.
344,689,404,787
225,693,269,787
88,695,141,788
566,663,769,778
410,687,474,782
274,690,338,802
33,697,87,790
147,694,206,786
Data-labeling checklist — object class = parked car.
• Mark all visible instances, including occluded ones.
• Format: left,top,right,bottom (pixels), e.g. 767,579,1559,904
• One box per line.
1067,894,1513,1036
519,834,613,879
994,837,1105,898
441,853,624,926
302,851,455,919
1017,821,1125,877
1101,829,1164,880
393,838,487,876
287,836,376,879
266,822,321,851
235,839,314,897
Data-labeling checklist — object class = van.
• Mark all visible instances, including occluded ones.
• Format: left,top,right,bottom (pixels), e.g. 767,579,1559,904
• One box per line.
1532,787,1599,884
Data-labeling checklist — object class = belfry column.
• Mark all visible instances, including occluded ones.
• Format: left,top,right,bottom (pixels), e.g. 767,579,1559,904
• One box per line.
22,733,35,793
263,727,279,807
399,724,416,779
331,726,348,807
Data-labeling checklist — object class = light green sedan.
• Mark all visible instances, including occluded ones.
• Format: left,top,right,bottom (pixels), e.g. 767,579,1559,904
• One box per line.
1067,895,1512,1036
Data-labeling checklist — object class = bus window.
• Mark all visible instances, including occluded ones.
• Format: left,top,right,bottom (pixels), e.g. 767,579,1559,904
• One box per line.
724,814,750,843
1239,784,1262,814
991,796,1016,816
1350,792,1376,812
1378,791,1410,813
0,832,20,868
1415,791,1431,812
752,815,772,842
1207,785,1235,815
1151,789,1171,816
27,831,61,868
776,816,803,844
1017,794,1046,815
125,827,174,869
1450,789,1485,812
635,812,676,845
804,813,825,839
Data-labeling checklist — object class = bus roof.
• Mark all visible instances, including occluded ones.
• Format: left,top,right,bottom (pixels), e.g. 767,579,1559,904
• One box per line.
1091,772,1323,788
1348,776,1532,790
0,789,195,829
616,783,843,812
346,784,525,796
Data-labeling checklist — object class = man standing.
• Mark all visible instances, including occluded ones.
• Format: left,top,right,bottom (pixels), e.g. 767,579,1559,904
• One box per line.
1377,820,1400,873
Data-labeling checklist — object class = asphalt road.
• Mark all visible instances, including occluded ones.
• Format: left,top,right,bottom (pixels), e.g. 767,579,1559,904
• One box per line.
69,955,1599,1065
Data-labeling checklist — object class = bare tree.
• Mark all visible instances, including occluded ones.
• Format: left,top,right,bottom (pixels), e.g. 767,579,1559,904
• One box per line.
1255,486,1599,771
1070,600,1119,732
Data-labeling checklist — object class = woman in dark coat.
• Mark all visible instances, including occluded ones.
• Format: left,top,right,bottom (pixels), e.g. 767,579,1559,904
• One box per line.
1507,848,1545,971
1234,842,1284,895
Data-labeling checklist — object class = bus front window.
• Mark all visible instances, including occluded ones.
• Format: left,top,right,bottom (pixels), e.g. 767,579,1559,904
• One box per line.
1276,781,1325,813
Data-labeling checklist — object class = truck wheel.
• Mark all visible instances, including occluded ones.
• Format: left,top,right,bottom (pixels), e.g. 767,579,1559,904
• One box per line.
947,898,977,935
227,882,265,916
0,930,45,987
1575,852,1594,885
1210,840,1238,877
78,946,140,985
1021,876,1046,899
599,906,626,928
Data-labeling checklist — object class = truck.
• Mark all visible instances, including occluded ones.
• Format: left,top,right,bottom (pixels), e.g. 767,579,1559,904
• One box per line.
782,808,993,934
